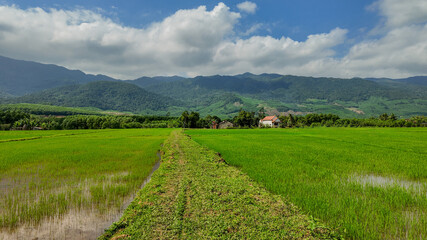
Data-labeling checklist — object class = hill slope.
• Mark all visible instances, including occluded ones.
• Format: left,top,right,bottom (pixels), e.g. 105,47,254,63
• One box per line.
0,55,116,96
144,74,424,102
11,81,180,113
1,56,425,118
367,76,427,87
139,74,427,118
127,76,185,88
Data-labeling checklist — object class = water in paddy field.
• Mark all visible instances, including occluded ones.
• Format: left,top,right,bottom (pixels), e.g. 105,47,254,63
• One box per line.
349,174,427,197
0,156,161,240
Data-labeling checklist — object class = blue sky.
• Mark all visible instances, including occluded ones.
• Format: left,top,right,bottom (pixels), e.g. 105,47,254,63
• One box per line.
2,0,379,40
0,0,426,78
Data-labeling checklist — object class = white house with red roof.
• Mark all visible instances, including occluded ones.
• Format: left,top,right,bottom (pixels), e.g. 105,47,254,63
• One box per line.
259,116,281,128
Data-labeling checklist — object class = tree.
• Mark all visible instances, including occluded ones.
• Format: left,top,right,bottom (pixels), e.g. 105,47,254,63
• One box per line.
203,115,222,128
279,115,289,128
179,111,190,128
388,113,397,121
178,111,200,128
258,107,266,119
288,114,295,127
188,111,200,128
379,113,389,121
234,109,257,127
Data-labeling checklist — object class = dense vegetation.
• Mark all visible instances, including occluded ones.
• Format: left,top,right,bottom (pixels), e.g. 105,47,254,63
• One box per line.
0,109,30,130
187,128,427,239
0,112,177,130
140,73,427,117
210,109,426,128
9,81,179,113
0,55,114,96
0,103,106,116
279,113,426,128
1,55,426,118
1,108,425,131
0,90,12,99
146,74,421,102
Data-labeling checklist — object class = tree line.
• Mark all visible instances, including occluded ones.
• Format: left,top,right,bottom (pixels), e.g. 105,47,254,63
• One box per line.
279,113,425,128
1,109,425,130
0,110,177,130
178,110,426,128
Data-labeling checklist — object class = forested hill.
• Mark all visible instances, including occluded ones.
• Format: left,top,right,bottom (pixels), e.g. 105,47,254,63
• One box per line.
0,55,116,96
398,76,427,86
10,81,180,113
0,55,426,118
0,89,12,99
143,74,426,103
127,76,185,88
127,74,425,118
367,76,427,86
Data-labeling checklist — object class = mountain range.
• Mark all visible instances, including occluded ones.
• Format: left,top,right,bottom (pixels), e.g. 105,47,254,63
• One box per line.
0,55,426,118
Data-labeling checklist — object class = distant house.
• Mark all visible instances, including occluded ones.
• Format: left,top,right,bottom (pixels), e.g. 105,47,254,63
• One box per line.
259,116,281,128
218,121,233,129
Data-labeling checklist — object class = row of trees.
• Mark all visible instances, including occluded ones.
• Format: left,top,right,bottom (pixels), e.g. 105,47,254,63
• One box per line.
206,110,425,128
281,113,426,128
1,109,426,130
178,111,222,128
0,110,178,130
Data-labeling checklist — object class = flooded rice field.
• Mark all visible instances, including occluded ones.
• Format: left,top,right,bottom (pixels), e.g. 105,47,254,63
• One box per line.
349,174,427,197
0,160,160,240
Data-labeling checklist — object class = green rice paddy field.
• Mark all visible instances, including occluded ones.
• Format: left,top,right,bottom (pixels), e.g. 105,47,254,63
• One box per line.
0,129,172,230
187,128,427,240
1,127,426,239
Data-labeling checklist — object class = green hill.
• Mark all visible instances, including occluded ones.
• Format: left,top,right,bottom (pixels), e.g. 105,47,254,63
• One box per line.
367,76,427,87
0,89,13,99
127,76,185,88
10,81,180,114
0,55,116,96
6,74,427,119
144,74,424,102
0,55,425,118
139,74,426,118
0,103,120,116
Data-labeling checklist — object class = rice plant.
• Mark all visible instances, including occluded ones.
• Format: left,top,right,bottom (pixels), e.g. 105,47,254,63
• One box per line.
187,128,427,239
0,129,172,231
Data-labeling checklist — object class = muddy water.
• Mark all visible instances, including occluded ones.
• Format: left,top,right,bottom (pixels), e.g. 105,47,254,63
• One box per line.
0,156,161,240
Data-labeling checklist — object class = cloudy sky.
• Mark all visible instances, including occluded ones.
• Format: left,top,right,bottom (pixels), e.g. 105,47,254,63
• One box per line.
0,0,426,79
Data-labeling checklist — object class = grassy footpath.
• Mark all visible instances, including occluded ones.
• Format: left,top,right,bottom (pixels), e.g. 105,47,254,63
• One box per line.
100,130,338,239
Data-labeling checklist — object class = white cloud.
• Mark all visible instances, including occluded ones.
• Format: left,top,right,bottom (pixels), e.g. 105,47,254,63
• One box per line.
374,0,427,28
335,23,427,78
0,3,240,78
237,1,257,14
208,28,347,76
0,1,426,79
329,0,427,78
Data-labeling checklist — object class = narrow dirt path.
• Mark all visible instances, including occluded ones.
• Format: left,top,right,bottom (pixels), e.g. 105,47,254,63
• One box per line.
100,130,337,239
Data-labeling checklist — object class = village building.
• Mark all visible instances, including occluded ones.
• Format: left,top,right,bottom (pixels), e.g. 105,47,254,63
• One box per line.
259,116,281,128
218,121,233,129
